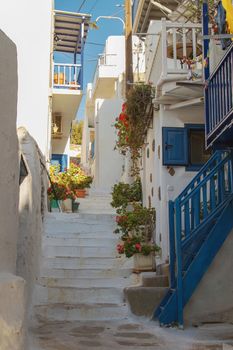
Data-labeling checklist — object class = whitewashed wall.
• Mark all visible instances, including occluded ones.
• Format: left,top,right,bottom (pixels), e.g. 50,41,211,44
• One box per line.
94,98,124,192
0,30,26,350
0,0,52,157
141,104,204,260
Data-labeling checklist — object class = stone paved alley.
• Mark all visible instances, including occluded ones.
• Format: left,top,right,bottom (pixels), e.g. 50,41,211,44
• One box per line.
29,319,233,350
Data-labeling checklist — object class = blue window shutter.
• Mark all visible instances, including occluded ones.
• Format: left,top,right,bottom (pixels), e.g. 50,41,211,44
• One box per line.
162,127,188,165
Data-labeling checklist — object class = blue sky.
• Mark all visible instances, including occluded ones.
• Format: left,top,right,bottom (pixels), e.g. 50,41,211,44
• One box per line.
55,0,124,120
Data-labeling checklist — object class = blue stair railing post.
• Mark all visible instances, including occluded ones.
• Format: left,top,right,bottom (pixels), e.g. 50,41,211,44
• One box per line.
175,199,183,328
203,0,210,148
168,200,176,288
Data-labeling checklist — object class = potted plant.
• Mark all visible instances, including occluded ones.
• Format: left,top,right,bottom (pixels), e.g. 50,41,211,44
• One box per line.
111,178,142,211
66,163,93,198
117,235,160,272
111,182,160,271
47,164,92,211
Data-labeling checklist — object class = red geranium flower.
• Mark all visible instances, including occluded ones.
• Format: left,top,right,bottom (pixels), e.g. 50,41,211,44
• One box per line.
135,243,142,252
119,113,128,122
122,102,127,113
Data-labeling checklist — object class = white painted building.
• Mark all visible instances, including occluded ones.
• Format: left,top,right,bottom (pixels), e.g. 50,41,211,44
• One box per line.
133,3,209,261
0,1,90,169
82,35,145,193
0,0,52,158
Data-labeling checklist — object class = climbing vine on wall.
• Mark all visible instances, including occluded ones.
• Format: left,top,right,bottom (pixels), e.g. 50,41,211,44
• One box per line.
114,83,154,176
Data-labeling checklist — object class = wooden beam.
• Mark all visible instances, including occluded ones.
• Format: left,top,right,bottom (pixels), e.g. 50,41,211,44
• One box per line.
125,0,133,96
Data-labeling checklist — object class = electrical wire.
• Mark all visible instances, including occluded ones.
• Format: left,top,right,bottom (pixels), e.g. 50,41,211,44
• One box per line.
77,0,87,12
86,41,105,46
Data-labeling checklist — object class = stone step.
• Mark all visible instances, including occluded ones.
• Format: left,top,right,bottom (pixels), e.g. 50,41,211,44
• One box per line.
42,256,126,269
38,276,132,289
42,236,118,247
45,212,116,223
34,303,129,322
124,286,168,318
34,285,125,305
43,245,117,258
44,224,116,236
141,272,169,287
40,267,133,279
77,209,115,215
44,232,117,240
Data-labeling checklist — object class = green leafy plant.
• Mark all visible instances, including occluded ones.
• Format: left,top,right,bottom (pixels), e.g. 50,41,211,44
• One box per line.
115,204,155,240
111,179,142,210
114,84,154,176
47,164,92,201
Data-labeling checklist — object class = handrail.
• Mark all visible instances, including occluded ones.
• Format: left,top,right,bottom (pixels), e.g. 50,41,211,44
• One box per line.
180,152,231,206
169,150,233,325
206,43,233,83
177,150,224,201
205,45,233,146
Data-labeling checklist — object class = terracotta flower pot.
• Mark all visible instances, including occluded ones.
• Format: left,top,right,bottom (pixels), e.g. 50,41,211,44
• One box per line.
75,189,86,198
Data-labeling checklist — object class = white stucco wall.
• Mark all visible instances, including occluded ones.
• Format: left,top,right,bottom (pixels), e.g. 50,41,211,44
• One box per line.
0,0,52,157
17,128,48,325
0,30,19,273
51,114,72,160
0,30,26,350
141,104,205,260
94,98,124,192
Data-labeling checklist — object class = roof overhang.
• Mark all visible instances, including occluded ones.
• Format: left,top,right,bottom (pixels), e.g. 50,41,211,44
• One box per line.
133,0,179,34
53,10,91,54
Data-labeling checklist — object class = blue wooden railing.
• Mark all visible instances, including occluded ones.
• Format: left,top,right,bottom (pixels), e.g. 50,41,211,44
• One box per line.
205,44,233,148
158,150,233,326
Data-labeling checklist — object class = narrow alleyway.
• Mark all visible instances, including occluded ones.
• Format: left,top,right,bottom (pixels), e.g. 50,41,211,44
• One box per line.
29,193,233,350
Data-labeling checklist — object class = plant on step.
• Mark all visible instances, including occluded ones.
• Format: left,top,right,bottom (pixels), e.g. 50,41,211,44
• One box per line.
47,163,92,201
114,83,154,176
115,204,156,239
47,182,76,201
66,163,93,190
117,235,160,258
111,178,142,211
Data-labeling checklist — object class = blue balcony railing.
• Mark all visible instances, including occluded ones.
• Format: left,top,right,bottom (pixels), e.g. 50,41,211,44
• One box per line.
205,44,233,148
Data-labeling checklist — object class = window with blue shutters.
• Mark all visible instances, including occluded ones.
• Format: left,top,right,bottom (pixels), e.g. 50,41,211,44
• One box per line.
162,125,212,170
162,127,188,166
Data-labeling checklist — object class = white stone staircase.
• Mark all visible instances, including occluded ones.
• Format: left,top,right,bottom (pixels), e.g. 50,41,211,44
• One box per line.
33,195,134,324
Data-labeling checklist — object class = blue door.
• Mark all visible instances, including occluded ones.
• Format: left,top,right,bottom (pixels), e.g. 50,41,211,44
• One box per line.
51,154,68,172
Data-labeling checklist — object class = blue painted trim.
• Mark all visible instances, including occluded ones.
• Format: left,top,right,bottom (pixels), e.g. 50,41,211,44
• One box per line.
169,201,176,288
175,199,183,327
51,154,68,172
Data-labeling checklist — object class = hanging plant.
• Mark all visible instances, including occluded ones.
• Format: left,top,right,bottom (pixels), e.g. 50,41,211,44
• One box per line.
114,83,154,176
